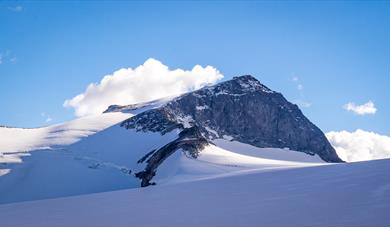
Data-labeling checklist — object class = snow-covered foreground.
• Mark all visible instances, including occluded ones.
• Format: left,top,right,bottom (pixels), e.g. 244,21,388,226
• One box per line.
0,123,176,204
0,126,323,204
0,109,326,204
0,158,389,227
0,111,388,226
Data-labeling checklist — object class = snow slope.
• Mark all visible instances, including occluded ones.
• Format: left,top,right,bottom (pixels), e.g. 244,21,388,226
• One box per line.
0,110,325,204
0,158,388,227
154,140,324,185
0,125,178,204
0,113,132,167
0,127,324,204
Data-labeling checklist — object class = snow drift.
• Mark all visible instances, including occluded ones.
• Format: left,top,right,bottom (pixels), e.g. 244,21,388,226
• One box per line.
0,158,389,227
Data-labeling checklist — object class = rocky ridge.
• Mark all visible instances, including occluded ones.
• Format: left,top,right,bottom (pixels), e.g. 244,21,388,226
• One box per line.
111,75,343,186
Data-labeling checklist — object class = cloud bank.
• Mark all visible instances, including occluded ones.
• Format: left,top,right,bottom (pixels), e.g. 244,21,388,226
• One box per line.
343,101,377,115
326,129,390,162
64,58,224,116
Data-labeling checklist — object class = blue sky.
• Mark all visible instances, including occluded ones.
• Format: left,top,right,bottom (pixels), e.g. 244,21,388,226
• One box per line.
1,1,389,135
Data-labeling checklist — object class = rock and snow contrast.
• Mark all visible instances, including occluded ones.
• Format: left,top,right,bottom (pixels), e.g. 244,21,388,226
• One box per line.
0,75,389,226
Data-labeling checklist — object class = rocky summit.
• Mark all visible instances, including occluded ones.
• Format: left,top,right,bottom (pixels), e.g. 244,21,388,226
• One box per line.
111,75,343,186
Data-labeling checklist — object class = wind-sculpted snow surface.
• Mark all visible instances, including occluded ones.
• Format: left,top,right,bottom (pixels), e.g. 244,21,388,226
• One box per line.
0,113,139,204
0,158,389,227
0,113,132,154
0,113,131,175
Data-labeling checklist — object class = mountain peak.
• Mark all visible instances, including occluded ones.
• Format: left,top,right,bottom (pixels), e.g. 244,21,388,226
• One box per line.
117,74,344,185
234,75,274,93
195,75,275,97
232,74,257,81
122,75,342,162
218,75,274,93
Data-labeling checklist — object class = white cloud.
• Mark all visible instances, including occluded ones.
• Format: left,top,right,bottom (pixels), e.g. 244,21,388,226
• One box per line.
292,76,299,82
297,84,303,90
8,6,23,12
64,58,224,117
326,129,390,162
343,101,377,115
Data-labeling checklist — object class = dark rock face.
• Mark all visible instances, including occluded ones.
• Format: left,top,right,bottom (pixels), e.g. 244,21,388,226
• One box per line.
120,75,342,163
160,75,342,162
121,109,181,135
135,127,208,187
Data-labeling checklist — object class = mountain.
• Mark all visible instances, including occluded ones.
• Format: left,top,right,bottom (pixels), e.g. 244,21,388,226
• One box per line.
1,75,387,227
111,75,342,186
0,75,340,203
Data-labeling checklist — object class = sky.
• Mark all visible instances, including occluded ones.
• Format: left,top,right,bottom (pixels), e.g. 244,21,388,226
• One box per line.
1,1,390,138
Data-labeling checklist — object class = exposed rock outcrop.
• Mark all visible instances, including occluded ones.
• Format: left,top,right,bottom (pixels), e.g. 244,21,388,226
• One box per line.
135,126,208,187
112,75,343,186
